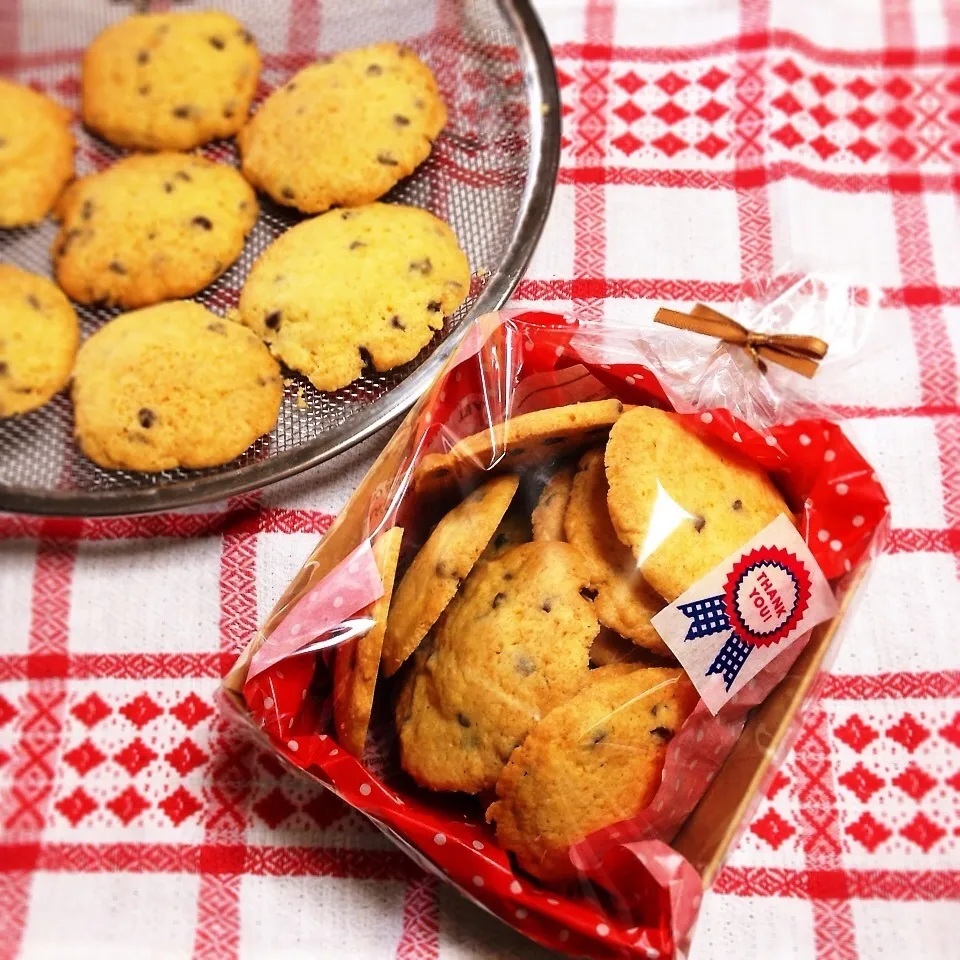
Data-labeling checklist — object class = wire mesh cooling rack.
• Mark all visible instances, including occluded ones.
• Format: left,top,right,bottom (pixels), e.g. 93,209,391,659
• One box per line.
0,0,560,515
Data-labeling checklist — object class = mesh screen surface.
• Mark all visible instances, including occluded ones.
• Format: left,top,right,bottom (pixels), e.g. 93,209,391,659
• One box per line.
0,0,547,509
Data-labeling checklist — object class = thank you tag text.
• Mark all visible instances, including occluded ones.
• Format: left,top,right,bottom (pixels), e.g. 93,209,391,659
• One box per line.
651,514,838,714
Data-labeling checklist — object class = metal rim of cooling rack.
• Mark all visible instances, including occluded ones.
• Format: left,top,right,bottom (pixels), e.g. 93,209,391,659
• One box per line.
0,0,561,518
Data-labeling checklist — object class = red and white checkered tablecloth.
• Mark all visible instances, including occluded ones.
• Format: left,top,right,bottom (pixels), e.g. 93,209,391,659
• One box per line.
2,0,959,957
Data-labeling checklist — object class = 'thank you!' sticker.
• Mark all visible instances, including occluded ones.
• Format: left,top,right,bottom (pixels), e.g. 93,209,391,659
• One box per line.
651,514,838,714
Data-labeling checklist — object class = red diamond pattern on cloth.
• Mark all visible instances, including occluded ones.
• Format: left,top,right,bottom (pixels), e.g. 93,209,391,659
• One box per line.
614,71,644,95
70,693,111,729
113,738,158,777
834,715,879,753
809,103,838,128
809,72,836,96
695,133,728,158
773,59,804,84
158,787,202,826
889,136,918,162
892,764,938,801
652,100,688,125
655,70,688,95
302,789,349,831
940,712,960,749
696,99,728,123
0,695,15,728
697,66,729,91
253,788,297,829
771,124,804,149
846,77,876,99
106,786,149,826
837,762,885,803
885,76,913,99
613,100,644,124
169,692,214,729
888,105,915,130
771,91,803,116
119,694,163,730
651,132,687,156
0,749,9,770
165,738,209,777
886,714,931,753
611,132,643,155
847,138,881,162
846,811,893,853
809,135,840,160
847,106,877,130
54,787,98,827
749,809,797,850
62,740,106,777
53,74,80,98
900,813,947,852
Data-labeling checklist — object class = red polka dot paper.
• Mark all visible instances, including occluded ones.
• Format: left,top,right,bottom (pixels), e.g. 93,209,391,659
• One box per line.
236,309,890,960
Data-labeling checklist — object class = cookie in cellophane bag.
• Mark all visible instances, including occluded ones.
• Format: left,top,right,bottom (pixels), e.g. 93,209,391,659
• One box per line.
224,279,890,959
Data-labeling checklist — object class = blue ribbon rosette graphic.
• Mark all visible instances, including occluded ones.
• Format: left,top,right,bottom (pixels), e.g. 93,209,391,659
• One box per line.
676,547,812,692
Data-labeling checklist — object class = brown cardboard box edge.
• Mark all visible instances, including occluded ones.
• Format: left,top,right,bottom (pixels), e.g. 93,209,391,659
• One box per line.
672,563,868,885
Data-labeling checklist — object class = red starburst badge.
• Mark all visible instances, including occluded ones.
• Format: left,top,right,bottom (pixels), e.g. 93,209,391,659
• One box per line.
723,546,812,648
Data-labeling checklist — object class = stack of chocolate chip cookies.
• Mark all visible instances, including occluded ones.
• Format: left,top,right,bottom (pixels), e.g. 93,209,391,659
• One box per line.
331,401,792,885
1,9,470,471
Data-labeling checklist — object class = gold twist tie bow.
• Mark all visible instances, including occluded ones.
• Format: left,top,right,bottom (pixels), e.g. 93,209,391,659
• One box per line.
654,303,829,378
